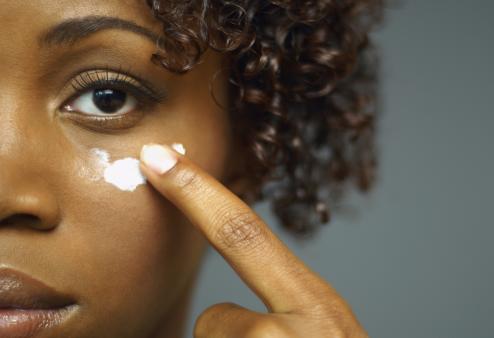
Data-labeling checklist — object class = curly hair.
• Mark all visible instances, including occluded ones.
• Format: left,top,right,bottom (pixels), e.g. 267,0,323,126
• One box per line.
145,0,385,237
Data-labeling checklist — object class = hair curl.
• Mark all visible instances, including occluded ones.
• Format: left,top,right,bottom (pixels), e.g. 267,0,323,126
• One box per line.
145,0,385,237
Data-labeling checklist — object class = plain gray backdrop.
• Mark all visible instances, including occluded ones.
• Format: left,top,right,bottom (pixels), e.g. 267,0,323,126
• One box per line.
185,1,494,337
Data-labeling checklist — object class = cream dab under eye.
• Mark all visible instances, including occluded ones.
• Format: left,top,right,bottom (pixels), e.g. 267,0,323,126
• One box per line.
87,143,186,192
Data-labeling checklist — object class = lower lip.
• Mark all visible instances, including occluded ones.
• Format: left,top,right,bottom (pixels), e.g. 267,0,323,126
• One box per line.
0,305,77,338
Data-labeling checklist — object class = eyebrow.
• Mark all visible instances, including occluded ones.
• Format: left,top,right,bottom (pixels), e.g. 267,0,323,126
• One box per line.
39,15,161,48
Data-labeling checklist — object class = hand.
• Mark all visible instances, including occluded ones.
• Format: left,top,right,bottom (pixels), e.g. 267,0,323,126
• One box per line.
139,144,369,338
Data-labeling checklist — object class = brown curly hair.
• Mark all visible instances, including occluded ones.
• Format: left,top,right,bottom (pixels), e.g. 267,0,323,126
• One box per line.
145,0,385,237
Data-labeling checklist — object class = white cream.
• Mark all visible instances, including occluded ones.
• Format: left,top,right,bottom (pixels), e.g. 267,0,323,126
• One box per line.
171,143,187,155
80,148,111,182
104,158,146,192
91,148,110,163
88,143,186,192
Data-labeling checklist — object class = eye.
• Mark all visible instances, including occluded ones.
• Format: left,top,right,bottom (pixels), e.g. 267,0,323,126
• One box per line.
64,88,138,116
59,68,167,130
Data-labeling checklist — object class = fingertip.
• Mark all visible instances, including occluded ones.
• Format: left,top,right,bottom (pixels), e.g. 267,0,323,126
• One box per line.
140,143,179,175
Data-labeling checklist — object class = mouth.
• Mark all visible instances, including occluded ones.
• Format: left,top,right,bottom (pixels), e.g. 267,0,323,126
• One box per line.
0,267,79,338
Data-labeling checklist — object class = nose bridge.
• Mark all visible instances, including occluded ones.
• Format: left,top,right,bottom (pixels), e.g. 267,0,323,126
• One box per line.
0,103,52,168
0,75,40,149
0,113,19,155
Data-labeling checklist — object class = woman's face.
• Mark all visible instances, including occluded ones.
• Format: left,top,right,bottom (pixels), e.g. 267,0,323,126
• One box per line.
0,1,235,337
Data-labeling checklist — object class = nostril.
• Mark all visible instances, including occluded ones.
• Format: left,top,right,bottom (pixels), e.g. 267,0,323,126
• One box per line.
0,192,60,231
0,213,41,227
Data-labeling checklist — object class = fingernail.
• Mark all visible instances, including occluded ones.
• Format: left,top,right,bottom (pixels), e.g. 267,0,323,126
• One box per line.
140,144,178,174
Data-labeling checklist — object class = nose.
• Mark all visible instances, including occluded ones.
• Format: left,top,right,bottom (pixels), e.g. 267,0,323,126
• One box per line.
0,74,63,232
0,126,61,232
0,187,60,231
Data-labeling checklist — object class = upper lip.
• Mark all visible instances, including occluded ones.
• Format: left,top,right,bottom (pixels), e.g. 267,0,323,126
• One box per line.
0,268,76,309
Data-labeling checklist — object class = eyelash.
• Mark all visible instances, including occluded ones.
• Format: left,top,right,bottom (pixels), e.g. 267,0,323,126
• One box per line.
67,65,167,109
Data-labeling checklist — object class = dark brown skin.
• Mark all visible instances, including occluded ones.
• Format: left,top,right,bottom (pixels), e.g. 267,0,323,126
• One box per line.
0,1,368,337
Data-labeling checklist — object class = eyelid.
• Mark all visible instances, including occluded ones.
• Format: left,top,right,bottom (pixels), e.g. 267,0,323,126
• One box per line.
61,64,168,107
57,65,168,131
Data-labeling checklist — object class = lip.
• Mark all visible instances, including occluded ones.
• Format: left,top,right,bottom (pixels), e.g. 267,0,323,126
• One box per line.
0,267,78,338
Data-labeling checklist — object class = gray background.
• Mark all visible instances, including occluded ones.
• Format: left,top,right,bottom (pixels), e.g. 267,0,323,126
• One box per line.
186,1,494,337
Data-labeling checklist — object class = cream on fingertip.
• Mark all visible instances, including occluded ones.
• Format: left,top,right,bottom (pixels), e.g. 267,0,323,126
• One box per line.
171,143,187,155
140,144,180,175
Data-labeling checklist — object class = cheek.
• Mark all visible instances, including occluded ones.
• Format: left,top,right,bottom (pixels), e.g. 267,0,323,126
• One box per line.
55,157,206,335
50,60,233,333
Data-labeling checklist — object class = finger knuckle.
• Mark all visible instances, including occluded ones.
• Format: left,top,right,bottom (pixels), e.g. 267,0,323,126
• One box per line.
213,207,267,253
327,327,348,338
193,303,230,338
173,167,206,199
192,311,208,338
328,298,354,321
326,324,363,338
245,319,291,338
310,298,345,318
302,288,353,318
174,166,200,190
192,315,207,338
306,299,360,338
192,323,205,338
194,302,246,338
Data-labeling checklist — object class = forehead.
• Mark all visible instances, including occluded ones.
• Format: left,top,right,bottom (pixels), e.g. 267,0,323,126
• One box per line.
0,0,150,17
0,0,161,78
0,0,157,45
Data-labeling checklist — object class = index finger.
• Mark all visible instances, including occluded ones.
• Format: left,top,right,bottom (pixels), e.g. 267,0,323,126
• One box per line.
139,143,335,313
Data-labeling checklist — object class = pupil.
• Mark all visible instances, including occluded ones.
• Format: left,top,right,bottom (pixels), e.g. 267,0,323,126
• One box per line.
93,89,126,113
